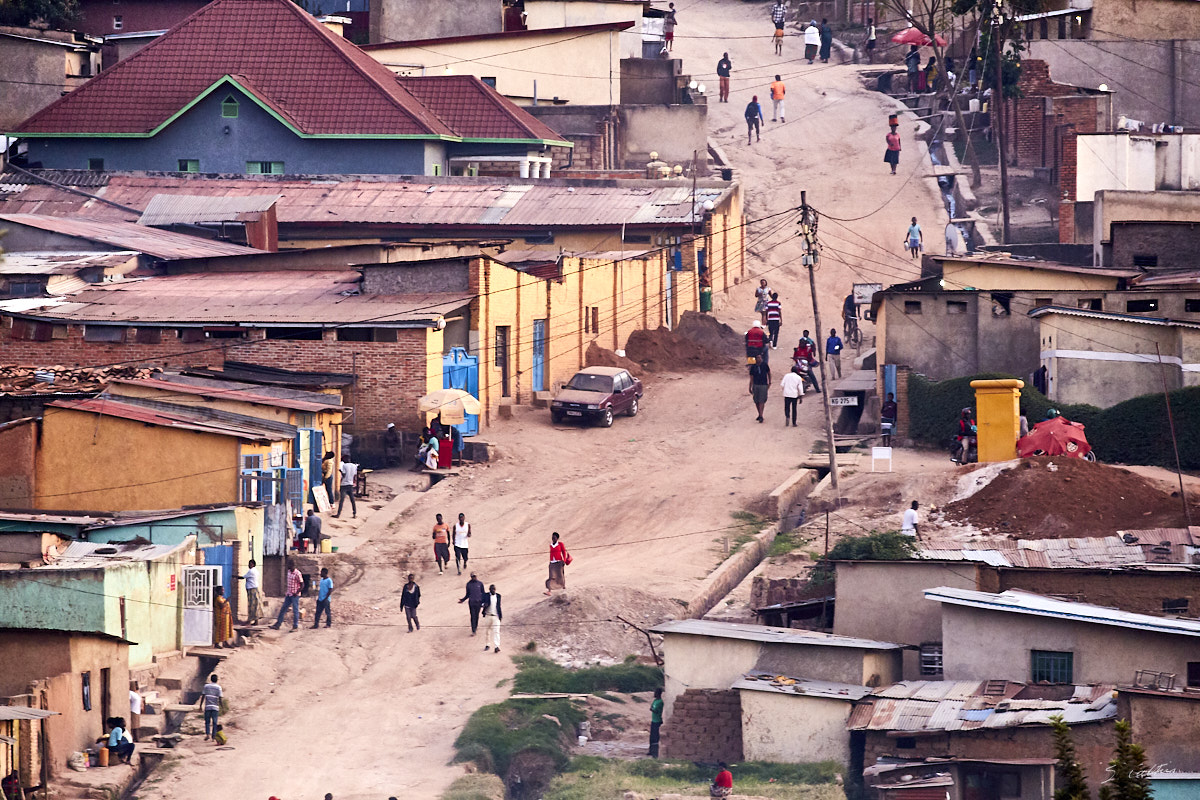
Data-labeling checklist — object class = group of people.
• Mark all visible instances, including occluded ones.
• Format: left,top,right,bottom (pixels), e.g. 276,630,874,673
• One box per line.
737,8,835,143
431,512,472,575
320,450,359,518
268,561,334,630
414,416,463,471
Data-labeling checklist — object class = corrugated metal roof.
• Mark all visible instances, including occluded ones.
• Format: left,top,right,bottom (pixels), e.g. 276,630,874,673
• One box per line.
733,673,872,700
0,214,263,259
107,375,348,413
649,619,904,650
919,533,1200,569
0,707,59,720
1028,304,1200,330
0,251,138,275
137,194,281,226
47,540,188,568
7,270,472,326
926,587,1200,636
47,396,295,442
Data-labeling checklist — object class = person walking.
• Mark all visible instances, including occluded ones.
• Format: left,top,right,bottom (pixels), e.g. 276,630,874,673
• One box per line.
199,673,222,741
648,688,664,757
320,450,335,506
865,17,876,63
884,124,901,175
401,573,421,632
754,278,771,322
312,567,333,628
545,532,569,595
745,95,764,144
781,364,805,426
905,45,921,93
803,20,820,63
453,512,471,575
332,456,357,518
818,18,833,62
764,292,783,348
769,75,786,122
770,0,786,32
483,584,503,653
716,52,732,102
270,560,303,630
748,354,771,423
663,2,676,51
826,328,844,379
240,558,262,625
458,572,486,635
906,216,923,258
432,513,452,574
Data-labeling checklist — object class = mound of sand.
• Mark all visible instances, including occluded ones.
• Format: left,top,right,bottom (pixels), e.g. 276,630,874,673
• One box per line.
943,457,1197,538
585,342,644,377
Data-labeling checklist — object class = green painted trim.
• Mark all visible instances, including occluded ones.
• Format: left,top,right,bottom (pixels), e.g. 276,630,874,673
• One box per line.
459,137,573,148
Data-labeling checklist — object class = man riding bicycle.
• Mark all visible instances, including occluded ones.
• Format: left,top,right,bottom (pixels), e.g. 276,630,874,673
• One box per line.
842,292,860,342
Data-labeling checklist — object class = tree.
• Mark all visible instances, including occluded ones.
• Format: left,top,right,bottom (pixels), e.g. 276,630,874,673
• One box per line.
1050,715,1092,800
0,0,80,29
1098,719,1152,800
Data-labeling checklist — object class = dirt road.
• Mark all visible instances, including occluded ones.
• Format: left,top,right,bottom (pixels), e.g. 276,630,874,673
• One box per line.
132,6,946,799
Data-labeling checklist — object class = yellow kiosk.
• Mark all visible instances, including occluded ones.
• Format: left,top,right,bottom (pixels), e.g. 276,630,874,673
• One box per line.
970,379,1024,462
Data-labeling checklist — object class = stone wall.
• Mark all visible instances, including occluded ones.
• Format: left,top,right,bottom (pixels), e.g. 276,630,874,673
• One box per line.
660,689,744,762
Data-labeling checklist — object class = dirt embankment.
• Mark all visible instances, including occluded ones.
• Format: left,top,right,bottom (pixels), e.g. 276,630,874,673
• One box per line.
589,311,745,374
518,587,683,666
943,457,1198,538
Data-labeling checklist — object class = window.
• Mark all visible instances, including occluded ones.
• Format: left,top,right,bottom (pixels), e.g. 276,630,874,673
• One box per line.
431,164,442,176
11,320,53,341
1031,649,1074,684
946,300,968,314
895,737,916,749
178,159,200,173
990,292,1012,316
83,326,125,343
112,15,122,30
245,161,284,175
179,328,205,342
495,326,509,367
241,454,262,470
622,234,652,244
264,328,321,340
903,300,922,315
336,328,397,342
134,327,162,344
1188,662,1200,688
1034,297,1052,309
297,413,315,428
204,327,246,339
221,95,239,118
919,642,943,676
591,307,600,333
6,280,43,297
87,158,104,171
1077,298,1102,311
525,231,555,245
1132,254,1158,269
481,76,497,88
82,671,92,711
1163,598,1189,614
1186,299,1200,313
1126,298,1159,313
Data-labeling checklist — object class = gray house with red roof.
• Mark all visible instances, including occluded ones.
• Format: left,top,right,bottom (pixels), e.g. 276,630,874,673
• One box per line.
10,0,569,176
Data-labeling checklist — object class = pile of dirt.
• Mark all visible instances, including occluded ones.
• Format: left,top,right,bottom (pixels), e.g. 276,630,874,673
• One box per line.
675,311,745,360
585,342,644,377
625,323,741,372
517,586,682,666
943,457,1196,538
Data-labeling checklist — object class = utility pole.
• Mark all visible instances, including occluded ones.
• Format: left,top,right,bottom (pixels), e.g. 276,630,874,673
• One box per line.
799,191,839,496
993,15,1011,243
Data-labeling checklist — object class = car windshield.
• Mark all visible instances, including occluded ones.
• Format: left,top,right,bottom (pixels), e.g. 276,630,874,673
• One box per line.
567,373,614,393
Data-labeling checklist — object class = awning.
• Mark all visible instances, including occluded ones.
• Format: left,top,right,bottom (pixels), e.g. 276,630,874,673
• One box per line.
0,707,59,720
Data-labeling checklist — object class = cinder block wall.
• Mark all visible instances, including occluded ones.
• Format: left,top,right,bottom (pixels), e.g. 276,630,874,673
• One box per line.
660,689,744,762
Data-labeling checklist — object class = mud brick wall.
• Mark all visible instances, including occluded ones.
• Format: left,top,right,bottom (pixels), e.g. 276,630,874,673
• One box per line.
660,689,744,762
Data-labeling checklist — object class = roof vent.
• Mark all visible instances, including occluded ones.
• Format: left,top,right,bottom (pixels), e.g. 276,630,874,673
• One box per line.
94,547,119,555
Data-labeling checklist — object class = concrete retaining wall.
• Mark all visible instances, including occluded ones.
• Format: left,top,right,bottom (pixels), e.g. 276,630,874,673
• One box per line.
687,523,778,619
766,468,819,520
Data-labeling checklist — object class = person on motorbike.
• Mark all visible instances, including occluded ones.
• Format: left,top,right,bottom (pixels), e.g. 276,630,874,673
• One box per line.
952,407,976,464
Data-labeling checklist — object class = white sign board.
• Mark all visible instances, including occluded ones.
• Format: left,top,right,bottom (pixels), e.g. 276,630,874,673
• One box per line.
829,395,859,406
853,283,883,305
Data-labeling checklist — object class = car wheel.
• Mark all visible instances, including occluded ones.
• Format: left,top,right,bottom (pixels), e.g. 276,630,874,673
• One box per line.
600,408,614,428
627,398,639,417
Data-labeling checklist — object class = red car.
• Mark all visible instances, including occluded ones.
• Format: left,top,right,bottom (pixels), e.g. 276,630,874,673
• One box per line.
550,367,643,427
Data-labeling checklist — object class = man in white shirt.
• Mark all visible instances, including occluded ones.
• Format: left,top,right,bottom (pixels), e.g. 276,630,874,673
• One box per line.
780,365,805,427
901,500,920,538
483,584,503,654
333,459,358,518
804,21,820,63
129,683,142,742
240,559,262,624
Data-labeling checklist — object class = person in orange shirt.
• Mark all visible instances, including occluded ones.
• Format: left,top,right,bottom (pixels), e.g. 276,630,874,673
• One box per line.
769,75,786,122
432,513,452,574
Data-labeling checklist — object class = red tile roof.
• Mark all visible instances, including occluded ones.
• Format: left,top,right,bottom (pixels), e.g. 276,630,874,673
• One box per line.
12,0,469,137
397,75,568,142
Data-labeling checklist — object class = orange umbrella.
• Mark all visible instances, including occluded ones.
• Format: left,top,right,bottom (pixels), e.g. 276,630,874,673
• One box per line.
1017,416,1093,459
891,27,947,47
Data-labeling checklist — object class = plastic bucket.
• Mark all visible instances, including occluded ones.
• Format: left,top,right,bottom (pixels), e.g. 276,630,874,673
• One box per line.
331,546,339,553
700,287,713,312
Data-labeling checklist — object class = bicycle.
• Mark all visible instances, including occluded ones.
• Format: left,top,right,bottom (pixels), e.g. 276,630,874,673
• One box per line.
843,315,863,348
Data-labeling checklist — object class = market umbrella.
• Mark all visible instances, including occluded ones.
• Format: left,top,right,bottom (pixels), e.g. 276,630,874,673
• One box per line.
1017,416,1093,459
891,27,947,47
417,388,481,426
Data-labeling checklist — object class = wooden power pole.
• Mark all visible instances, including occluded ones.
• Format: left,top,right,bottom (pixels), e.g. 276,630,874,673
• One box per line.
799,191,839,496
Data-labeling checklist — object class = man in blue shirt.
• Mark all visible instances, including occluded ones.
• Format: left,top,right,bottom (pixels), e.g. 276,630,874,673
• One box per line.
312,567,333,628
826,328,844,379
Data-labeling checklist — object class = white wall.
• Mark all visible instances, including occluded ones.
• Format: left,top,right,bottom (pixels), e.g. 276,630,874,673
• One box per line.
739,690,853,765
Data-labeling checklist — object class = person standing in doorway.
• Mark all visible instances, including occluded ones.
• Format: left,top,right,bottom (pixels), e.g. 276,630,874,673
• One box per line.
818,18,833,62
748,354,771,423
483,584,503,653
769,75,786,122
129,683,142,742
459,572,485,635
199,673,222,741
880,392,898,446
271,560,302,630
453,512,471,575
240,559,262,625
663,3,676,51
321,451,335,507
765,292,783,348
432,513,452,574
545,532,568,595
865,17,877,63
312,567,332,628
901,500,920,538
781,365,805,427
826,328,844,379
648,688,664,757
885,124,901,175
745,95,764,144
803,20,820,63
401,573,421,632
333,457,357,518
213,586,233,647
906,217,923,258
717,52,732,102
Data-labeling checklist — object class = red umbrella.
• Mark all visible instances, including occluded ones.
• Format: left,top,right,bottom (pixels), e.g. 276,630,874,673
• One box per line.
1017,416,1093,459
890,27,947,47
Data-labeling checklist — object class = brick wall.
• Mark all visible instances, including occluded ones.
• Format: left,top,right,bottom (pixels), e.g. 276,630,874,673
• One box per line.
660,689,744,762
1059,131,1078,243
895,366,911,441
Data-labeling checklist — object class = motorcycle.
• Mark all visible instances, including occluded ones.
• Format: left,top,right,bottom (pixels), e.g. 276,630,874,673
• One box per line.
951,434,977,464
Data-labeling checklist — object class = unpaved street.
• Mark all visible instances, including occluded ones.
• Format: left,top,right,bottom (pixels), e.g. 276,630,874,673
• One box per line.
132,4,945,798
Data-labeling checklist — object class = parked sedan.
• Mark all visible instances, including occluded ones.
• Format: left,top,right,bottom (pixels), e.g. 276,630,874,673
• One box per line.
550,367,643,427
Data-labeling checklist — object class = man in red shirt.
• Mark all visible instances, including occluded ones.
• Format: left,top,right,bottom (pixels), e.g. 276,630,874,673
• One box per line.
745,321,768,363
270,560,303,630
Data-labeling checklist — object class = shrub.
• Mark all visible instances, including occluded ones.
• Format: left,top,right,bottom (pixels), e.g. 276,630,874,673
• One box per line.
811,531,917,585
511,655,662,695
453,698,584,777
1087,387,1200,469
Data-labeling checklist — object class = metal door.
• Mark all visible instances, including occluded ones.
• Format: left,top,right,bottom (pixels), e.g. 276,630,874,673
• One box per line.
442,347,480,436
203,544,235,604
294,430,311,494
532,319,547,392
281,467,304,519
664,270,674,330
182,565,219,646
307,429,323,501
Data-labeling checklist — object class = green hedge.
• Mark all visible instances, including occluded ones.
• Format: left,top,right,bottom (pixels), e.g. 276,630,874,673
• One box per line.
511,655,663,695
906,372,1200,468
454,698,585,776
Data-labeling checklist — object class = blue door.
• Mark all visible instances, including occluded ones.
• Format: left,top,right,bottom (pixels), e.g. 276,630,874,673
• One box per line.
532,319,547,392
442,347,480,436
307,429,324,502
203,544,235,601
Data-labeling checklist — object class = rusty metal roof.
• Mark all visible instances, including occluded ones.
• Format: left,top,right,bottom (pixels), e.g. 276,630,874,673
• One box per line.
0,251,139,275
6,270,471,326
107,375,348,413
919,533,1200,570
48,396,295,442
137,194,281,226
0,364,160,397
733,673,871,700
0,214,263,259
